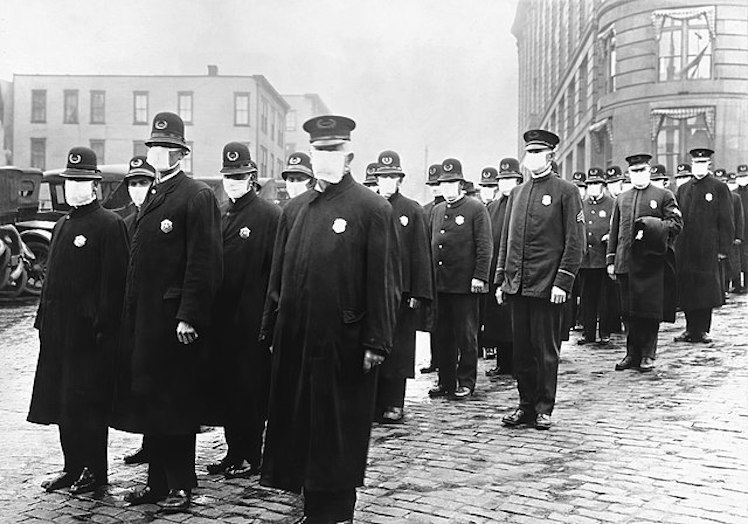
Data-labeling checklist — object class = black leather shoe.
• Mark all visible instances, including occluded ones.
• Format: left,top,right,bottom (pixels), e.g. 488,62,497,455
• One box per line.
207,456,231,475
124,486,167,506
427,385,451,398
69,468,106,495
420,365,438,374
485,366,501,377
535,413,552,430
381,406,404,424
42,471,78,492
123,447,148,465
615,355,636,371
450,386,473,400
159,489,191,513
502,408,534,427
577,337,595,345
638,357,655,372
224,460,260,479
691,333,713,344
598,335,611,344
673,331,692,342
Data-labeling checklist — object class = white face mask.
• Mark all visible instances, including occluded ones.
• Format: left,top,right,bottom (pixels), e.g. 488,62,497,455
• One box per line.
146,146,182,173
522,151,550,174
441,181,461,201
578,186,587,199
128,184,150,207
222,177,250,200
607,181,622,197
675,176,691,188
692,162,709,178
431,185,443,199
737,175,748,187
498,178,517,195
622,182,633,192
64,180,96,207
378,177,400,199
587,183,603,198
286,180,309,198
310,149,347,184
479,186,496,203
630,169,651,189
727,182,737,191
651,179,666,189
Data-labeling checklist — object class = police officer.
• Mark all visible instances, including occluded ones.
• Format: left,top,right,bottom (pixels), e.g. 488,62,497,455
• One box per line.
733,165,748,293
578,168,615,345
113,112,222,512
483,160,522,376
715,169,745,296
260,115,400,524
674,163,694,189
674,148,734,343
282,152,315,199
29,146,129,493
479,166,499,362
603,165,625,335
572,171,587,200
428,158,492,400
606,166,624,199
463,180,479,200
496,129,584,430
607,154,682,372
423,164,445,226
363,162,379,193
201,142,281,479
374,150,433,423
650,164,669,190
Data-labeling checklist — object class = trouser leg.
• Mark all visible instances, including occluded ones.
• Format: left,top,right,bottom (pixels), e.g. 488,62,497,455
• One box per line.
531,299,562,416
59,424,84,478
685,309,712,335
497,343,513,373
580,269,603,340
436,294,457,393
144,435,168,494
510,296,535,413
455,294,479,391
145,434,197,492
225,424,261,466
59,422,107,480
304,487,357,522
638,318,660,359
379,376,406,409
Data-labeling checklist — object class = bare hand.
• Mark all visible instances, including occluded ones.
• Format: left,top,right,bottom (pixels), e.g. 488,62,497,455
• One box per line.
176,321,198,344
601,234,609,243
550,286,567,304
471,278,486,294
734,239,742,246
408,298,421,309
495,288,504,305
607,264,616,281
363,349,385,373
634,230,644,241
718,253,727,261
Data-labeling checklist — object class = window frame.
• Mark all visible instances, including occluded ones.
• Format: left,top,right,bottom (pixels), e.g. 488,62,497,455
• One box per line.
90,90,106,124
234,92,250,127
63,89,79,124
177,91,193,125
133,91,149,125
30,138,46,170
31,89,46,123
89,139,105,164
657,15,713,82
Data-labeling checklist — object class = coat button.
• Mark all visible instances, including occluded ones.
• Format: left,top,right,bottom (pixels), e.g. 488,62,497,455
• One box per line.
439,244,443,249
588,243,593,248
588,220,593,224
591,210,596,214
438,261,443,266
588,232,593,236
440,229,445,234
445,215,449,219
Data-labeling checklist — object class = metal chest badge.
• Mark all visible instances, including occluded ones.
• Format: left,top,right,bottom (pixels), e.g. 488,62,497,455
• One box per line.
239,227,251,239
161,219,173,233
332,218,347,234
650,200,658,209
73,235,87,248
599,210,607,218
455,215,465,226
705,192,713,202
400,215,409,227
542,195,552,206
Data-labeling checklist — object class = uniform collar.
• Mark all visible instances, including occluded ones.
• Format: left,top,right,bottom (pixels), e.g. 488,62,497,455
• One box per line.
388,191,402,204
312,172,355,200
229,188,257,211
68,199,101,218
445,195,466,207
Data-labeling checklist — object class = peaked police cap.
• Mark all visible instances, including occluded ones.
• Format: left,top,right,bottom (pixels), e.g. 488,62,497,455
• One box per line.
281,152,313,180
61,146,101,179
220,142,256,175
145,112,190,152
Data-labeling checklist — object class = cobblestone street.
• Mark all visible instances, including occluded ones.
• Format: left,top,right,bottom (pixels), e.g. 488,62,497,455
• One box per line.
1,296,746,523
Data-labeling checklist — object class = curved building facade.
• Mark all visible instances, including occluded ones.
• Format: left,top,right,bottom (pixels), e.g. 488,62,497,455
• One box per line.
513,0,748,177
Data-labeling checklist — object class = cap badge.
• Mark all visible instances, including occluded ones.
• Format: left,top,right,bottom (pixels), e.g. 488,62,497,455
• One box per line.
381,156,393,165
455,215,465,226
599,210,606,218
226,151,240,162
161,219,173,234
444,163,454,172
429,167,436,175
131,158,143,168
69,154,82,164
607,168,614,175
482,171,490,179
650,200,658,209
705,192,713,202
366,166,375,174
332,218,347,234
155,120,168,130
528,131,539,139
316,118,336,129
73,235,87,248
501,163,509,170
289,156,302,165
239,226,251,239
400,215,409,227
542,194,552,206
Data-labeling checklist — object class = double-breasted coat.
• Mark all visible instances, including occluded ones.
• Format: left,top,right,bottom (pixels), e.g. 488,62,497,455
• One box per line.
727,191,745,276
200,190,280,427
734,185,748,272
481,195,513,344
260,174,401,493
675,174,734,311
581,194,614,269
28,201,129,431
111,172,222,435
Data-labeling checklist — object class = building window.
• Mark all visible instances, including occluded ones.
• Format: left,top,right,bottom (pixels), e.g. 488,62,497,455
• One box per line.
598,26,616,94
260,146,268,176
576,139,586,172
270,153,276,178
261,99,269,134
558,96,565,139
234,93,250,126
286,110,297,131
90,90,105,124
656,13,713,81
30,138,46,170
31,90,46,123
277,158,284,179
90,139,105,164
133,141,148,157
133,92,149,124
652,107,714,175
567,80,576,135
284,143,296,158
63,90,79,124
271,109,276,140
180,142,193,174
178,91,193,124
578,58,588,118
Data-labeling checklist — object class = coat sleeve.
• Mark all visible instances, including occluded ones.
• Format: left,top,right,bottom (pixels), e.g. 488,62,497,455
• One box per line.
260,208,289,342
409,205,434,301
733,193,745,242
717,183,735,255
95,216,130,338
661,189,683,240
177,188,223,331
494,191,514,286
606,197,621,267
472,204,493,283
362,203,401,355
553,188,585,293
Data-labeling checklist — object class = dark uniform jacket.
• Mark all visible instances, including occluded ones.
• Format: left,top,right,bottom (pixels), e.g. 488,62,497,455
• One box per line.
380,191,433,380
734,186,748,271
581,194,614,269
112,172,222,435
260,174,401,493
28,201,129,430
201,190,280,426
728,191,745,273
431,196,492,294
495,173,585,297
675,174,734,310
482,195,513,343
606,185,682,321
423,195,445,227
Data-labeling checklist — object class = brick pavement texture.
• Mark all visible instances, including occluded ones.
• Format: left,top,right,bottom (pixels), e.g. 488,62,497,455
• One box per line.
0,294,747,523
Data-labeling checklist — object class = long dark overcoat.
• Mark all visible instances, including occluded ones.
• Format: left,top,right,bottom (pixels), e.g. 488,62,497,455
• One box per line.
675,174,734,310
481,195,512,344
259,174,400,493
28,201,129,430
727,191,745,277
735,186,748,271
380,191,433,380
112,172,222,435
200,190,280,427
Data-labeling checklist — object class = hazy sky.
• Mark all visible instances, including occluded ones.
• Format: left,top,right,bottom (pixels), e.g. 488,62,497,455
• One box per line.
0,0,519,199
